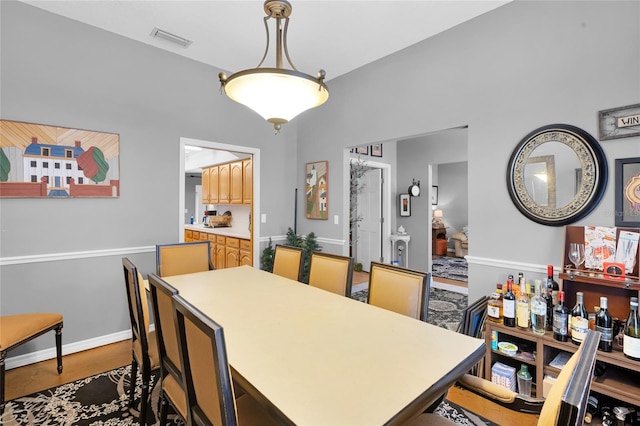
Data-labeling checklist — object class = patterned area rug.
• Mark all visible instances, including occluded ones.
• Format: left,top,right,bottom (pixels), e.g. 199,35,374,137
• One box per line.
351,287,467,331
2,365,491,426
432,256,468,282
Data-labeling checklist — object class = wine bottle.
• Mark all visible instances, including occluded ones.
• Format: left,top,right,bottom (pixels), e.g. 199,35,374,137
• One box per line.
544,280,554,331
487,283,503,323
623,297,640,361
503,275,516,327
571,291,590,345
596,296,613,352
553,291,570,341
516,276,530,330
530,280,546,335
546,264,560,306
584,394,599,424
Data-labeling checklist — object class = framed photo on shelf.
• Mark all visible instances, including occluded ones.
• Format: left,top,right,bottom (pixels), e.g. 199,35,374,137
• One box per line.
356,146,369,155
615,157,640,227
370,144,383,157
399,193,411,217
431,186,438,205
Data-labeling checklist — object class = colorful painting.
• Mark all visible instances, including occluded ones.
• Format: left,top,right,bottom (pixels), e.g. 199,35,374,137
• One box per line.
0,120,119,198
306,161,328,220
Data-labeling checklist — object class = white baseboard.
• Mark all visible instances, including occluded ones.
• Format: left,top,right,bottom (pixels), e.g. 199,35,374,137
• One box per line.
5,329,132,370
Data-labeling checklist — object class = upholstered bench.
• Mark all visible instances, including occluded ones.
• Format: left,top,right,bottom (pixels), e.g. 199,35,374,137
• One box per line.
0,313,63,413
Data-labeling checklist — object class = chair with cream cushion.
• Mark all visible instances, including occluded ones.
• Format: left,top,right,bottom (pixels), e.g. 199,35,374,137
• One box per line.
122,257,159,425
367,261,430,321
272,244,304,282
308,252,354,296
406,330,601,426
147,273,188,424
172,293,279,426
156,241,214,278
0,313,63,414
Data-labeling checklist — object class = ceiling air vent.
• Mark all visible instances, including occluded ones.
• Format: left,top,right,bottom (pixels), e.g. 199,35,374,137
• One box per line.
150,27,192,47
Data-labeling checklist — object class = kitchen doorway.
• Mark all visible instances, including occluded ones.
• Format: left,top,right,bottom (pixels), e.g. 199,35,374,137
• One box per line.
179,137,260,266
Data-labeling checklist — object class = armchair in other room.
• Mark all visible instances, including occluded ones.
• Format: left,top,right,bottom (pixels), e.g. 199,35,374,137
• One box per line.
450,226,468,258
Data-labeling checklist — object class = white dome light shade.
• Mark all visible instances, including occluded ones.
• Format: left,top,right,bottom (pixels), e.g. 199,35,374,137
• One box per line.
223,68,329,126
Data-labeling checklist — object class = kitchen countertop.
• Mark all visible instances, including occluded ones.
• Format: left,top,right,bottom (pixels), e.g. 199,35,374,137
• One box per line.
184,224,250,240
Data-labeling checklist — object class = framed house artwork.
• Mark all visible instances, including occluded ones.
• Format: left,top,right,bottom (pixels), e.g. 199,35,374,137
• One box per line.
399,193,411,217
0,120,120,198
306,161,328,220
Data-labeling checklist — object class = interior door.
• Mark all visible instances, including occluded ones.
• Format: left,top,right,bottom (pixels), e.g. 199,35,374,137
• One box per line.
356,168,382,272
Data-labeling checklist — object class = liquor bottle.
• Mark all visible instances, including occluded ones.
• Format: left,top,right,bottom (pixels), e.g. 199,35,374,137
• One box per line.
584,394,599,424
503,276,516,327
487,283,503,323
546,264,560,306
530,280,547,335
544,280,554,331
623,297,640,361
516,277,530,330
571,291,590,345
553,291,570,341
596,296,613,352
601,401,615,426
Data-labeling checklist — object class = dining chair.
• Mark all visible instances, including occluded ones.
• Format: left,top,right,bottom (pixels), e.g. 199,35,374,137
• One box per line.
307,252,354,296
0,313,63,414
122,257,160,425
367,261,430,321
156,241,214,277
407,330,601,426
147,273,188,425
172,293,279,426
272,244,304,282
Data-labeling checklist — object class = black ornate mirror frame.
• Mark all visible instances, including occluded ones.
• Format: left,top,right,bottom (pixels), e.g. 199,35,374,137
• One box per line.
507,124,608,226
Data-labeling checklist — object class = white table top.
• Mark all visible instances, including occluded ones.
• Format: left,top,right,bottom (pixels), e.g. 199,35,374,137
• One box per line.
164,266,484,425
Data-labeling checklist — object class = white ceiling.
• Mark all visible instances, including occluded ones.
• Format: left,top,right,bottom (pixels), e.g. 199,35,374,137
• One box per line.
22,0,510,81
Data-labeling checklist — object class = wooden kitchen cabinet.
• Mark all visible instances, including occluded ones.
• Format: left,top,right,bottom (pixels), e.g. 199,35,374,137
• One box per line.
218,163,230,204
208,234,217,269
243,159,253,204
201,167,210,204
240,239,252,266
209,165,219,204
229,161,243,204
225,237,240,268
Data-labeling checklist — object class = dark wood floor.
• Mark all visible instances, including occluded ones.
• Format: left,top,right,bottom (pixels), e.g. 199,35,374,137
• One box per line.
5,340,537,425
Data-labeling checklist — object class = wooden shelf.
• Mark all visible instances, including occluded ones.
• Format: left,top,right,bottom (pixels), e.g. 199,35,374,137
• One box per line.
559,272,639,290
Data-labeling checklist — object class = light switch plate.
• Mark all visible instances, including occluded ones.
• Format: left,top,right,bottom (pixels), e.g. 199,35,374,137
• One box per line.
334,215,339,225
261,214,267,223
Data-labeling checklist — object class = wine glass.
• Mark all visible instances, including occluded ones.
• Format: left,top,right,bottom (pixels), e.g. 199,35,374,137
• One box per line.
568,243,585,272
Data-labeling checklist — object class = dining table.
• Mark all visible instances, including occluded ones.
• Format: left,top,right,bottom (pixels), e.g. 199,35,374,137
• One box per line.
162,265,485,425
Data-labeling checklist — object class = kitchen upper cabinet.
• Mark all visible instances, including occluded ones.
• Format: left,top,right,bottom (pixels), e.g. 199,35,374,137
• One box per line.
209,165,219,204
230,161,243,204
218,163,230,204
201,167,210,204
201,158,252,206
243,159,253,204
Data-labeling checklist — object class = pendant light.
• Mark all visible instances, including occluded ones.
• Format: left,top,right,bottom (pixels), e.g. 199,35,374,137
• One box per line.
219,0,329,134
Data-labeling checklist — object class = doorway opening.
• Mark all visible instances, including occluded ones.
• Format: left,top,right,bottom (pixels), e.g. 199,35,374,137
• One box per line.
349,157,391,272
179,137,261,266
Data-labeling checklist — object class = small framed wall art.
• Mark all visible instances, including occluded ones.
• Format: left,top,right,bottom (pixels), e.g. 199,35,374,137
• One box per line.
371,144,383,157
306,160,328,220
615,157,640,227
356,146,369,155
399,193,411,217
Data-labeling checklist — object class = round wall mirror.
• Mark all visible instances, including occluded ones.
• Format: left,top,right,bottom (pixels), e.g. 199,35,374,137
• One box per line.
507,124,608,226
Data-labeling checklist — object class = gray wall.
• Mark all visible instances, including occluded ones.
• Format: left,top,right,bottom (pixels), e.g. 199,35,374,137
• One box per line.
297,0,640,302
0,1,298,356
438,161,469,247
